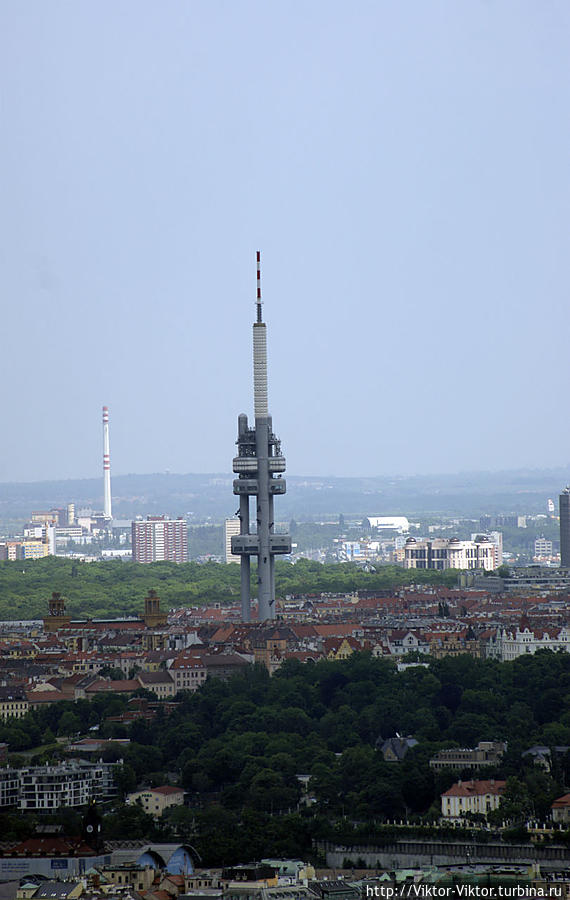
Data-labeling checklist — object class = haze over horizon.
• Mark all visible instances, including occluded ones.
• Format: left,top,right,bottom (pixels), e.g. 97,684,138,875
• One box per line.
1,2,568,483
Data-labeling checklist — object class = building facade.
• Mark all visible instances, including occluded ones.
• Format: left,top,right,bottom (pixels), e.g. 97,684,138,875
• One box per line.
560,488,570,567
127,785,184,817
404,537,496,571
430,741,507,772
487,623,570,662
0,760,120,810
132,517,188,564
224,518,241,564
0,688,29,719
441,779,506,820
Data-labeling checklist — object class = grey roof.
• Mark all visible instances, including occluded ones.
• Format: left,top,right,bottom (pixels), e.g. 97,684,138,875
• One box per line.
35,883,82,899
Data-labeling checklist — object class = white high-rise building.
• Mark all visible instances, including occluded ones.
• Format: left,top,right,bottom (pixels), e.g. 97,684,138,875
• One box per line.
225,517,241,564
132,516,188,564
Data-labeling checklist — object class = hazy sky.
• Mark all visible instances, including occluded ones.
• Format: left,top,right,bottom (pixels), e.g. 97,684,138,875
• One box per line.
1,1,568,482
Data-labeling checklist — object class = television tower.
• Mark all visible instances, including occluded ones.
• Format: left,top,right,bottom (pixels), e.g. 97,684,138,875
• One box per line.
231,253,291,621
102,406,112,520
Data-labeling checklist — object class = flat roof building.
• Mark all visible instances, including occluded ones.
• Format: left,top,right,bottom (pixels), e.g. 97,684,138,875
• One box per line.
132,517,188,564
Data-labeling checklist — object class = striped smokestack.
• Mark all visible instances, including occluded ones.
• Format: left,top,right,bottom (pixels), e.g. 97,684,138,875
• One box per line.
102,406,112,520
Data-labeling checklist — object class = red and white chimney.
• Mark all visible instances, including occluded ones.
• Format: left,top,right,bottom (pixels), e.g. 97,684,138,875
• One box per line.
102,406,112,520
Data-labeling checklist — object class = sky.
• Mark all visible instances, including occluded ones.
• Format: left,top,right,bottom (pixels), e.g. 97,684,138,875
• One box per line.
1,1,569,482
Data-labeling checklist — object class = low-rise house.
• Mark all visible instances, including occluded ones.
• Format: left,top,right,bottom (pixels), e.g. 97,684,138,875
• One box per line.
522,745,570,770
386,630,429,656
440,778,506,820
377,735,418,762
551,793,570,824
127,785,184,818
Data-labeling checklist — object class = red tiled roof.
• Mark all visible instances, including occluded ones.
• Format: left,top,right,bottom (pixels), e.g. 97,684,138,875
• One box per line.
442,779,506,798
9,836,95,856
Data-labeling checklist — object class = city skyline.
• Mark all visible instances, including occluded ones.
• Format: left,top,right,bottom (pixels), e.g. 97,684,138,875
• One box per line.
1,2,569,482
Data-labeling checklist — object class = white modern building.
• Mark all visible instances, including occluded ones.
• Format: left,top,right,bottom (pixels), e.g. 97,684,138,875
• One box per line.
367,516,410,533
224,517,241,564
0,760,121,810
471,531,503,567
404,536,496,571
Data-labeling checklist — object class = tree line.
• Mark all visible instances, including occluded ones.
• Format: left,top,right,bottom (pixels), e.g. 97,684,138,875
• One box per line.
2,650,570,861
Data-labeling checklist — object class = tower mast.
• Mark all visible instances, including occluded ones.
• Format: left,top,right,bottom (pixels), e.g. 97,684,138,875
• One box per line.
231,253,291,621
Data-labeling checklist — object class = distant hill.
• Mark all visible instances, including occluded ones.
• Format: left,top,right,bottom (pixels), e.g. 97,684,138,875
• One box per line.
0,466,569,530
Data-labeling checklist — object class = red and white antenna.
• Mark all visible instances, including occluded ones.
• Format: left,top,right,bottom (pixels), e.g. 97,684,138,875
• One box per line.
256,250,262,322
253,251,268,417
102,406,112,520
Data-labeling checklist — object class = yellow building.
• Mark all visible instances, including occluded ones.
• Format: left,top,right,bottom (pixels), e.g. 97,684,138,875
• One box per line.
324,637,355,660
0,688,29,719
21,540,49,560
127,784,184,817
99,866,156,893
136,671,176,698
441,779,506,819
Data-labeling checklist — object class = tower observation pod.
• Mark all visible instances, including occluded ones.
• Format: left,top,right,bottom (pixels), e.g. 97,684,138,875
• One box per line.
231,252,291,622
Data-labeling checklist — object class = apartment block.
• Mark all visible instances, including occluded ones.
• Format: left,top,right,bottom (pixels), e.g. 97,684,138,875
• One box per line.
132,516,188,564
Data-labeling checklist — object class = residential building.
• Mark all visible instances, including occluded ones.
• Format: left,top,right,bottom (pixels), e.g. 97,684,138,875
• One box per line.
132,517,188,563
551,793,570,824
127,785,184,817
488,618,570,662
6,760,120,810
99,865,156,893
170,657,208,693
136,670,176,698
0,767,20,808
225,518,241,564
440,779,506,820
0,687,29,719
534,536,554,558
377,735,418,762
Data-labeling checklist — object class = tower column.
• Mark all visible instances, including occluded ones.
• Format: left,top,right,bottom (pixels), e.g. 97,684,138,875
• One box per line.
256,416,272,621
231,253,291,622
